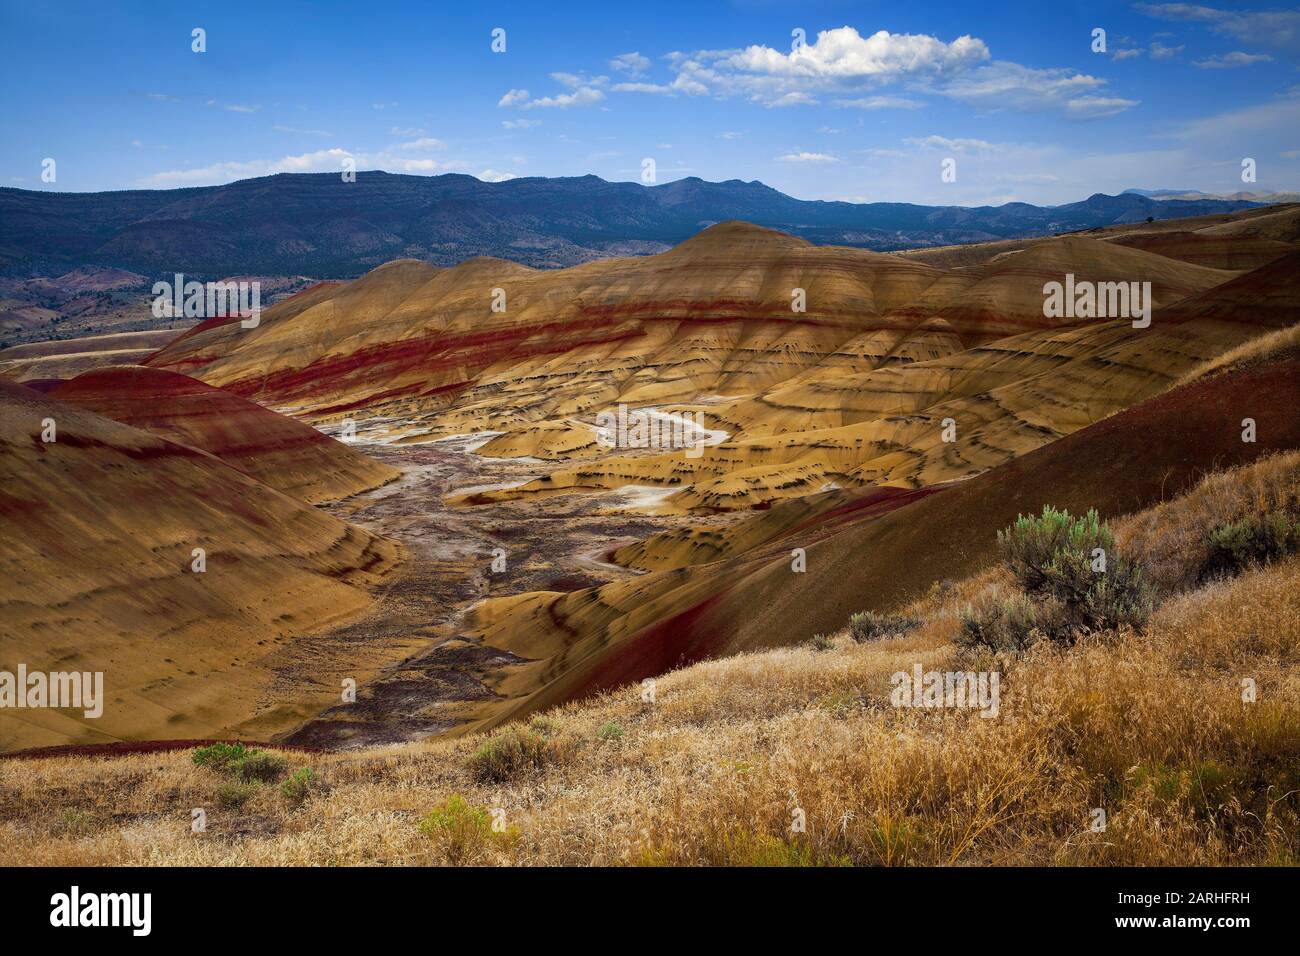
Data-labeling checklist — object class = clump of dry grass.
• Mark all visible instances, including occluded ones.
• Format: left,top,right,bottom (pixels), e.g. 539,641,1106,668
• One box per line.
1,457,1297,866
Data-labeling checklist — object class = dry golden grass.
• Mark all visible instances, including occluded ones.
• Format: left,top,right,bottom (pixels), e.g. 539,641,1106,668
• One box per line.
1116,449,1300,593
2,459,1297,867
1175,323,1300,388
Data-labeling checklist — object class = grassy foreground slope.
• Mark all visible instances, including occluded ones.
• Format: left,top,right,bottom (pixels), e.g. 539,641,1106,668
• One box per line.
2,450,1295,866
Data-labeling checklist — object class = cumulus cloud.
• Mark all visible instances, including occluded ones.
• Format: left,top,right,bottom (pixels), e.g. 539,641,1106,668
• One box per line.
478,169,518,182
1149,41,1184,59
498,89,531,107
634,27,1135,117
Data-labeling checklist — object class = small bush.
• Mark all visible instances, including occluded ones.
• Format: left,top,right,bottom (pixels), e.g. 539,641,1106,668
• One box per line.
192,742,249,772
809,633,835,651
215,779,258,809
596,721,623,741
280,768,314,804
957,592,1042,652
1203,512,1300,580
998,506,1151,638
848,611,922,643
193,742,286,783
467,725,550,784
419,795,518,865
231,751,287,783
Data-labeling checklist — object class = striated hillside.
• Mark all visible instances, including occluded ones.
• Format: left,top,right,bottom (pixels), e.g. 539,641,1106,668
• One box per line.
0,380,404,751
49,365,399,504
147,210,1298,516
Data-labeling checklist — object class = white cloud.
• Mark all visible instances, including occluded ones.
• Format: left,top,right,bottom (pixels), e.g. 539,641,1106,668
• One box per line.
478,169,518,182
718,131,743,140
903,135,995,153
1149,41,1184,59
275,124,333,137
609,52,651,76
768,91,817,107
777,151,840,163
223,103,261,113
722,27,988,79
140,147,472,188
643,27,1134,117
398,137,446,151
1064,96,1142,120
1137,4,1300,54
1193,51,1273,68
519,87,605,110
498,89,530,107
1112,48,1143,60
502,119,542,129
833,95,923,109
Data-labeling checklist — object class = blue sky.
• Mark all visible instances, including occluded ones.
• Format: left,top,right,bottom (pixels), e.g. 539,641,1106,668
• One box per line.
3,0,1298,204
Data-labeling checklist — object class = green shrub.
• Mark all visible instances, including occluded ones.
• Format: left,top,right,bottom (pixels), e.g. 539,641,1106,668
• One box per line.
997,506,1151,638
848,611,922,643
809,633,835,652
193,742,286,783
280,768,314,804
231,750,287,783
596,721,623,741
1203,512,1300,580
957,592,1042,652
467,725,550,783
419,795,518,865
192,742,249,771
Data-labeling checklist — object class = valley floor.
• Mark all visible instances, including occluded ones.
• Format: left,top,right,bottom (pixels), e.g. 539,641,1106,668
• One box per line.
273,432,747,749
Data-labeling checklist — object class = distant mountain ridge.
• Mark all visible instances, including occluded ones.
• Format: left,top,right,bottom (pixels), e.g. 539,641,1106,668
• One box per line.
0,171,1264,277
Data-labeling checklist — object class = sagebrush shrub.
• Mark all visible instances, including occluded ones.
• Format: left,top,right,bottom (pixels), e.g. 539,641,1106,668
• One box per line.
418,795,517,864
1202,512,1300,581
467,725,550,783
998,506,1151,637
848,611,922,643
957,591,1042,652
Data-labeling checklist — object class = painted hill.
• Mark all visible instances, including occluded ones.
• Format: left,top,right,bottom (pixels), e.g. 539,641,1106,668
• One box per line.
48,365,398,503
444,346,1300,735
0,380,403,751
